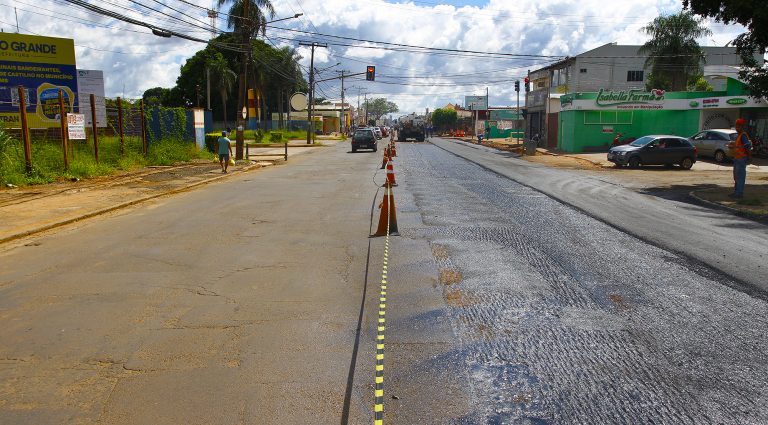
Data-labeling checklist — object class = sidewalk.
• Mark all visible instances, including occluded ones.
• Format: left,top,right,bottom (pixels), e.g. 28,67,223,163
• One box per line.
0,141,335,244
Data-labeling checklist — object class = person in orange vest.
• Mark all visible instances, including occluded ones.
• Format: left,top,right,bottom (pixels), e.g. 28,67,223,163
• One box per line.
727,118,753,198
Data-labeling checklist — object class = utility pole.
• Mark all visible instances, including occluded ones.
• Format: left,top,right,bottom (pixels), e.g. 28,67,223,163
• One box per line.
364,93,369,126
299,42,327,144
234,0,250,160
336,70,348,134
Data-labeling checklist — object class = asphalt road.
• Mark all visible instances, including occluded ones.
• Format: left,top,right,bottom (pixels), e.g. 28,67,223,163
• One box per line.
393,139,767,424
1,138,766,424
429,137,768,296
0,141,468,424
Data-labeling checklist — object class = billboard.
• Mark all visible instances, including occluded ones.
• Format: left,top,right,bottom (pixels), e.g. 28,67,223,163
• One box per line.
464,95,488,110
0,33,78,128
77,69,106,127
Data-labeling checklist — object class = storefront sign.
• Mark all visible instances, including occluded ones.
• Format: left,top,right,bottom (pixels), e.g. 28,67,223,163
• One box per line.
726,98,747,105
596,89,665,108
562,93,765,111
0,33,78,128
703,98,720,108
602,126,614,133
66,113,85,139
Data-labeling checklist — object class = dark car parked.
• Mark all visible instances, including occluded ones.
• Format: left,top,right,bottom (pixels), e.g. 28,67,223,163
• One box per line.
607,135,697,169
352,128,377,152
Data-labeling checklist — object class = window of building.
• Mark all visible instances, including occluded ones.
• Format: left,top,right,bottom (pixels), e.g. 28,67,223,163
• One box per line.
580,68,587,74
627,70,644,82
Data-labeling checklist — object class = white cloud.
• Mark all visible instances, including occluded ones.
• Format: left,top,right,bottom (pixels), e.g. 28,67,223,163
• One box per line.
0,0,751,114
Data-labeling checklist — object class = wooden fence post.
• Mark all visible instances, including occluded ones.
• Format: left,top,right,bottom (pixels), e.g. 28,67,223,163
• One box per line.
139,99,148,156
18,86,32,174
58,90,69,170
117,97,124,155
90,94,99,163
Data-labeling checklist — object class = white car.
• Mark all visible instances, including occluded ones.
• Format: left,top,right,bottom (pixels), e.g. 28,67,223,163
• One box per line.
689,129,738,163
373,127,383,139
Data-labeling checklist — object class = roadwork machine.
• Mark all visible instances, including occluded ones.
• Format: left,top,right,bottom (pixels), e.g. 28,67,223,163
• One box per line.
396,113,426,142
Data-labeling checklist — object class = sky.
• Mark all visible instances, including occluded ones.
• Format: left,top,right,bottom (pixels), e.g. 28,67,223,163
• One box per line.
0,0,752,115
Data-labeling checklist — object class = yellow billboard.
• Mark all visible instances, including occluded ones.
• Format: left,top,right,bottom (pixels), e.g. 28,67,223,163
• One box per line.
0,33,78,128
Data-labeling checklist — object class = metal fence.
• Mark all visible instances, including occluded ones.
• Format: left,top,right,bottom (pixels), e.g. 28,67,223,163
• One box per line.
2,87,153,175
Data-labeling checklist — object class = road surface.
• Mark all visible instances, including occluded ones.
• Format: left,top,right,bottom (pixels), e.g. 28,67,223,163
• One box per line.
1,139,766,424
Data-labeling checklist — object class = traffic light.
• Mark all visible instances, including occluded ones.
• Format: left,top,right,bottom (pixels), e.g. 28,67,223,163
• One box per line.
366,66,375,81
514,80,520,92
524,76,530,92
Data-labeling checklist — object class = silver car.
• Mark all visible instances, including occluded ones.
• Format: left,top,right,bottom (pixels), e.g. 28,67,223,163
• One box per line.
689,129,738,163
373,127,383,139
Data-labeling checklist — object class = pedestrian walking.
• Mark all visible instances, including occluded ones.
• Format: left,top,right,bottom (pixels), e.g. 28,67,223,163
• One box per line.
218,130,234,173
727,118,753,198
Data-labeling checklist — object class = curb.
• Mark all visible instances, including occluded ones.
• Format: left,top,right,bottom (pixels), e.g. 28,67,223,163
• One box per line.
0,162,262,245
688,189,768,223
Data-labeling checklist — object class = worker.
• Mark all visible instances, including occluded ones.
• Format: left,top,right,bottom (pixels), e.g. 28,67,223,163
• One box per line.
727,118,753,198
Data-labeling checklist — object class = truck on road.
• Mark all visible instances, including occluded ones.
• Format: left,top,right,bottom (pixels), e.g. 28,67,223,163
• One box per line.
396,113,426,142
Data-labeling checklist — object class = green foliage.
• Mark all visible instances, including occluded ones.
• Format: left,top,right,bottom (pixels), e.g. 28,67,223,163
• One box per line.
639,11,712,91
145,106,188,143
688,76,714,91
364,98,399,121
270,131,283,143
431,108,458,131
0,133,211,186
683,0,768,98
645,72,673,91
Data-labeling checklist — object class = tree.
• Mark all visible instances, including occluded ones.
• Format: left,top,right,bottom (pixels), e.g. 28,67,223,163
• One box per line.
639,11,712,91
683,0,768,98
364,98,399,121
431,108,458,133
218,0,274,35
142,87,170,107
208,54,238,128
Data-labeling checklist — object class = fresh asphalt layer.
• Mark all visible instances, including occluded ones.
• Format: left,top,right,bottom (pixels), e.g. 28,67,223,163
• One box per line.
395,141,767,423
429,137,768,297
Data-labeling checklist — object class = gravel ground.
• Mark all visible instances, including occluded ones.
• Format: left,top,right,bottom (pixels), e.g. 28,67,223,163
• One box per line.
396,142,768,424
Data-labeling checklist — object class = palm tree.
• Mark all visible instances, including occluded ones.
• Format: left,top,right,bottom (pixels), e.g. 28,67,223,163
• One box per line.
207,54,237,127
217,0,274,36
639,11,712,91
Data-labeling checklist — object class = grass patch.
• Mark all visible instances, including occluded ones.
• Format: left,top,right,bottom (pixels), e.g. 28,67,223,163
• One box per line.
0,128,212,187
737,198,764,206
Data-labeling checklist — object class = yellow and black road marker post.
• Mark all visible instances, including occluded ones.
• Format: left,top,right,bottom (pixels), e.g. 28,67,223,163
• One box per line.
374,211,391,425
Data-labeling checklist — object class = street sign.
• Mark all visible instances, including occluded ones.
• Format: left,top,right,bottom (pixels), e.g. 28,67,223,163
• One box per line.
76,70,107,127
66,113,86,139
290,92,308,111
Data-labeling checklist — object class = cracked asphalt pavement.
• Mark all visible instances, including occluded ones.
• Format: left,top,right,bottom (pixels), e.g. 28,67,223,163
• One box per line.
394,140,768,424
0,139,766,424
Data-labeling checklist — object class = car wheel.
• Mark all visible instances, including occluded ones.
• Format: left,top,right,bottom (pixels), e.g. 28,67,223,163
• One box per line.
680,157,694,170
714,150,726,163
613,163,623,168
352,146,357,153
628,156,641,168
373,146,377,152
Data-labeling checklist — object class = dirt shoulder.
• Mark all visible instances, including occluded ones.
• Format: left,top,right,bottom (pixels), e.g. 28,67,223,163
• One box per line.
519,147,768,221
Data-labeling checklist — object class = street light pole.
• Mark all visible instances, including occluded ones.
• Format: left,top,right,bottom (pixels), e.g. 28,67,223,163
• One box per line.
300,42,328,144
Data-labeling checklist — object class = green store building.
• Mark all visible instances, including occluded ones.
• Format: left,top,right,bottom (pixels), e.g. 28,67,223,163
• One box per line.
557,78,768,152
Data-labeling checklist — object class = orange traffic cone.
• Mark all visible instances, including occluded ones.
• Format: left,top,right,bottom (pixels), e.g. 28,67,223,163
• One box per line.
381,147,390,169
390,142,397,157
372,182,398,237
385,161,397,186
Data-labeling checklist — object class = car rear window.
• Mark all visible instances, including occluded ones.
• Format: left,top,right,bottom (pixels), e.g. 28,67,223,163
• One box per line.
355,130,373,138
